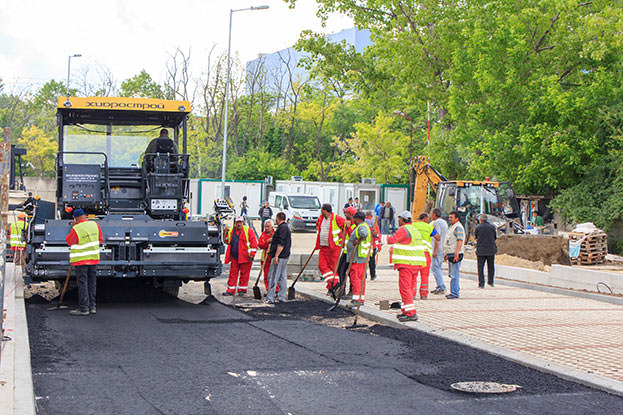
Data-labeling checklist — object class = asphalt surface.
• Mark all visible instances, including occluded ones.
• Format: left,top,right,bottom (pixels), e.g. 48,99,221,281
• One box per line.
26,280,623,415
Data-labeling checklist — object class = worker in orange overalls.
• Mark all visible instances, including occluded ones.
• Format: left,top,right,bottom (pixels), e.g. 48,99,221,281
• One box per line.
316,203,346,293
223,216,258,296
257,219,278,292
335,206,357,298
382,211,426,322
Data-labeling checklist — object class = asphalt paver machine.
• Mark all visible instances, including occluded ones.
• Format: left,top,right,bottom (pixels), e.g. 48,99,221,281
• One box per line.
25,97,224,296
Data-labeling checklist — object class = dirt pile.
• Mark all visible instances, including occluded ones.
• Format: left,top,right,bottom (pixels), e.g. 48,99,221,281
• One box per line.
497,235,569,266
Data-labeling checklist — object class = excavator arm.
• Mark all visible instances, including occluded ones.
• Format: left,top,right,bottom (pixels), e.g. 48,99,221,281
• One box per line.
411,155,447,217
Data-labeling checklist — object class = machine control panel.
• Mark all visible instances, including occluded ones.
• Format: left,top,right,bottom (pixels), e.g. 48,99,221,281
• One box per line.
151,199,178,211
62,164,101,204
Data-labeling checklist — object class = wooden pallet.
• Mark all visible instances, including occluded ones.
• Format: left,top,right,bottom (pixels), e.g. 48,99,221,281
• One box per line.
569,230,608,265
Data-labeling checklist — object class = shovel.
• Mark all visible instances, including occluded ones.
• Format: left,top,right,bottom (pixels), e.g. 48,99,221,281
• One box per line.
287,248,316,300
347,249,372,329
48,265,72,311
253,253,268,300
328,248,358,312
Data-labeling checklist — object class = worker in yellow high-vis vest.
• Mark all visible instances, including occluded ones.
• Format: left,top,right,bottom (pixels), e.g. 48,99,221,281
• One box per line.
9,212,28,264
65,209,103,316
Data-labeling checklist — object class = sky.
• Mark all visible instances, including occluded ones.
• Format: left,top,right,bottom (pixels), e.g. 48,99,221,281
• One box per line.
0,0,353,91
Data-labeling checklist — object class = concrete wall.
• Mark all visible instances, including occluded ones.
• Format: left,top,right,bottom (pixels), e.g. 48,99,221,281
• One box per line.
23,177,55,202
462,259,623,295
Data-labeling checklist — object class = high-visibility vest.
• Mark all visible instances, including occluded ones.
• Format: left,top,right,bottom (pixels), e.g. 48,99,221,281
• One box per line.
330,214,342,246
413,221,434,254
343,223,357,254
228,226,256,258
392,224,427,266
69,221,101,264
10,220,27,249
353,222,372,258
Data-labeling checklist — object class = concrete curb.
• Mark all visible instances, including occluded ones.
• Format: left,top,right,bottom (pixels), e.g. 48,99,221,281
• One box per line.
0,267,36,415
295,285,623,397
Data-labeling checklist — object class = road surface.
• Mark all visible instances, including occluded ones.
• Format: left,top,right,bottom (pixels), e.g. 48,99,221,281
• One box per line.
26,280,623,414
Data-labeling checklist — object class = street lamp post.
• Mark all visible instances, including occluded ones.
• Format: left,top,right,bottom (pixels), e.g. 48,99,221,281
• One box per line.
220,5,269,200
65,54,82,104
393,110,414,206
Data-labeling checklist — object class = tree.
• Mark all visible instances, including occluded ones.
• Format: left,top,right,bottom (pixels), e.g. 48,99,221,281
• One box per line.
333,113,408,184
119,70,164,98
227,150,295,181
18,126,56,177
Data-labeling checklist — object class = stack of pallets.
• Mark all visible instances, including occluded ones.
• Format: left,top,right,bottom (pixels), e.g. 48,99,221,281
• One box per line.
569,230,608,265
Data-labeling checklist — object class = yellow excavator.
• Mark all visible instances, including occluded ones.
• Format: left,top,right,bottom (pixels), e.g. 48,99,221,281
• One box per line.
410,155,522,239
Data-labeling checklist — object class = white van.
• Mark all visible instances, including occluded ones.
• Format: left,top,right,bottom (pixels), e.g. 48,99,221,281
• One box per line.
268,192,321,232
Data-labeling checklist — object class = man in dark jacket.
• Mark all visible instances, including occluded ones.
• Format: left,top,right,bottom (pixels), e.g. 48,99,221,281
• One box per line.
266,212,291,303
379,201,395,234
258,202,273,229
474,214,497,288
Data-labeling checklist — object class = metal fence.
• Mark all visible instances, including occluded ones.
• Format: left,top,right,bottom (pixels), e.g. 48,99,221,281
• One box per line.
0,140,11,361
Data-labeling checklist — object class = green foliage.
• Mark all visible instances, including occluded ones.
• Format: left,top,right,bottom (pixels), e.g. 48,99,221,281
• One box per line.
119,70,164,98
333,113,408,184
551,151,623,231
18,126,56,177
227,150,296,181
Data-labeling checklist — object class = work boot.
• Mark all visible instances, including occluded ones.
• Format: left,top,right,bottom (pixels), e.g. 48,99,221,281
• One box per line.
343,292,353,300
397,313,418,322
420,295,428,300
69,309,89,316
222,291,234,296
488,282,495,287
90,307,96,314
431,288,446,295
350,299,363,307
445,294,459,299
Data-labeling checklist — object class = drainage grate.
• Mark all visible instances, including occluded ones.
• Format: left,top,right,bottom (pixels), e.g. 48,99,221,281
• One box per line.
451,381,521,394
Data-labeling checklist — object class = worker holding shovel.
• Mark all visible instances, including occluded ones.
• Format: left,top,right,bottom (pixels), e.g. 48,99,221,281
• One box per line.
346,211,372,307
257,219,277,293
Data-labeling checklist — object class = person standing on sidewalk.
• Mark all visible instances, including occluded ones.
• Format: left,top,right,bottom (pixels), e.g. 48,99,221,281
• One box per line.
381,211,426,322
346,211,371,306
266,212,291,303
380,201,395,234
65,209,103,316
430,208,448,295
412,213,440,300
257,219,276,292
444,211,465,299
258,201,273,229
223,216,258,296
474,214,497,288
315,203,345,292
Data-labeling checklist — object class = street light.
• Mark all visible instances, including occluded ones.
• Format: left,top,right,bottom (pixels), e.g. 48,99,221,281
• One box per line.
393,110,415,208
221,5,269,199
65,54,82,106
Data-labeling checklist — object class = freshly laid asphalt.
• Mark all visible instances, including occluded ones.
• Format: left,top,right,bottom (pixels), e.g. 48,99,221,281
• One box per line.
26,281,623,415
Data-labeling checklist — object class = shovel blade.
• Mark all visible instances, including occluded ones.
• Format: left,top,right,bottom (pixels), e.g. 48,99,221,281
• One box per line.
253,286,262,300
287,287,296,300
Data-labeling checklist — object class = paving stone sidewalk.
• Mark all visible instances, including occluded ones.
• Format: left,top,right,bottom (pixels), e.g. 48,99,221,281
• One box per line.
297,270,623,385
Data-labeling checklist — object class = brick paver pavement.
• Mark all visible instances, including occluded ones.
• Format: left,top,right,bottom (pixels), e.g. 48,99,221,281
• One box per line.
298,270,623,384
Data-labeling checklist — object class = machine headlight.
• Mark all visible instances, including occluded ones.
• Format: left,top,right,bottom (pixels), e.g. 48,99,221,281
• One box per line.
34,224,45,233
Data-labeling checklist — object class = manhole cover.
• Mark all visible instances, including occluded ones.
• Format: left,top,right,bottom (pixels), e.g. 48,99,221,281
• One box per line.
450,381,520,394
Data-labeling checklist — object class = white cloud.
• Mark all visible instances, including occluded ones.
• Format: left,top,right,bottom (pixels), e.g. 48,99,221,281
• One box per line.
0,0,353,89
